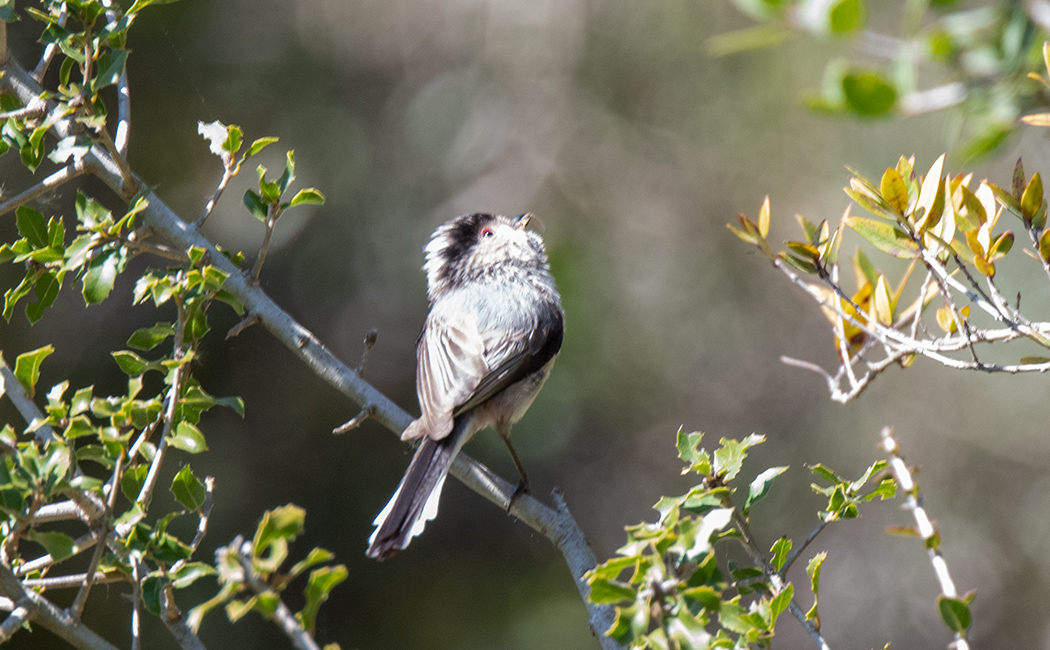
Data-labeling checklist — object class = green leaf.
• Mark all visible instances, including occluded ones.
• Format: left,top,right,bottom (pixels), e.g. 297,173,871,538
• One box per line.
27,271,61,324
82,247,126,304
253,504,306,558
16,206,48,248
675,428,710,474
845,216,918,258
841,71,897,116
170,562,217,589
15,345,55,397
90,49,128,94
121,465,149,502
289,547,336,580
243,189,268,221
170,465,207,511
938,595,971,633
827,0,864,34
288,188,326,208
744,466,788,514
169,421,208,454
713,434,764,481
0,0,16,22
588,579,634,604
127,323,175,351
28,530,77,562
278,150,295,195
112,350,154,376
769,583,794,630
770,537,792,571
298,565,348,633
805,551,826,621
243,136,279,160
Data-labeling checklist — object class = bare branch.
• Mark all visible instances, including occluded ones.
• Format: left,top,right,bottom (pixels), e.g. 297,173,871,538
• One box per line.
0,161,88,219
22,572,125,590
0,564,122,650
880,427,970,650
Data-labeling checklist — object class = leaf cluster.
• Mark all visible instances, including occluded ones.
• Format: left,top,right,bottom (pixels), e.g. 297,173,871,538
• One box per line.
586,428,895,650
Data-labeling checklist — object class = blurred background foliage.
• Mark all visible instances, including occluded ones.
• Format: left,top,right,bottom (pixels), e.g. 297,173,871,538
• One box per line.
3,0,1050,648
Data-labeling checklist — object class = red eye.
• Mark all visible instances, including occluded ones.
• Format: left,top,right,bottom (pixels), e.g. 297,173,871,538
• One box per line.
480,227,494,238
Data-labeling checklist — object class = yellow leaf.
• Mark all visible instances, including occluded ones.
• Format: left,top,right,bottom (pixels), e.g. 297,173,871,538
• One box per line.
880,168,909,215
915,154,946,230
873,275,893,325
758,196,771,239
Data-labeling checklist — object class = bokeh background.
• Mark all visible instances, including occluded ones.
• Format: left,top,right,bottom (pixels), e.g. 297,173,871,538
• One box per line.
3,1,1050,648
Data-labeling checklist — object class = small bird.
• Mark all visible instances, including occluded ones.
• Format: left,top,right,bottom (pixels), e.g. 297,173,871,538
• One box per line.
366,213,564,560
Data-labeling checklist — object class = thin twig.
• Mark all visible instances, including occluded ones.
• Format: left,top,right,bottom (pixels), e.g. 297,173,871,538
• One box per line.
0,162,88,219
251,208,279,282
880,427,970,650
333,405,374,434
780,519,831,576
196,163,234,229
135,297,188,509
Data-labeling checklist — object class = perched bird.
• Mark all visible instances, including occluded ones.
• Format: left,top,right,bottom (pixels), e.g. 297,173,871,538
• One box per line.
366,213,564,560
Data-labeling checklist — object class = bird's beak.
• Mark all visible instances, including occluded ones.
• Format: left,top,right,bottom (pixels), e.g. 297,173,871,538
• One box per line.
514,213,534,229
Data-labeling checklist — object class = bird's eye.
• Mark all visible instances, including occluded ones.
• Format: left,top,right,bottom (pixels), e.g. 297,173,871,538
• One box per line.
480,227,495,239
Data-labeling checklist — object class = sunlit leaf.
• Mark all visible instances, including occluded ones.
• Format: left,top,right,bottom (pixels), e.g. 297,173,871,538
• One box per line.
880,167,908,214
844,216,918,258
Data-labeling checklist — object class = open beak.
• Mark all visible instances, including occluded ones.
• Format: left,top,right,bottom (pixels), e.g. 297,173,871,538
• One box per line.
514,213,534,229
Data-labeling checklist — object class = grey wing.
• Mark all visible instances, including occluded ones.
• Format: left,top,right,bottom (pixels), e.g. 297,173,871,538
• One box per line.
404,313,488,441
453,306,564,417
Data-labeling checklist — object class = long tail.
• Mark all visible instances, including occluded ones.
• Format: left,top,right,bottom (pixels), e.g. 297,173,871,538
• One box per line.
366,418,469,560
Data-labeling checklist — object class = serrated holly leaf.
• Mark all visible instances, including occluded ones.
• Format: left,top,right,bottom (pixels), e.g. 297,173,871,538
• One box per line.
14,345,54,397
770,536,792,571
253,504,305,558
289,548,336,580
82,248,125,304
298,565,348,633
